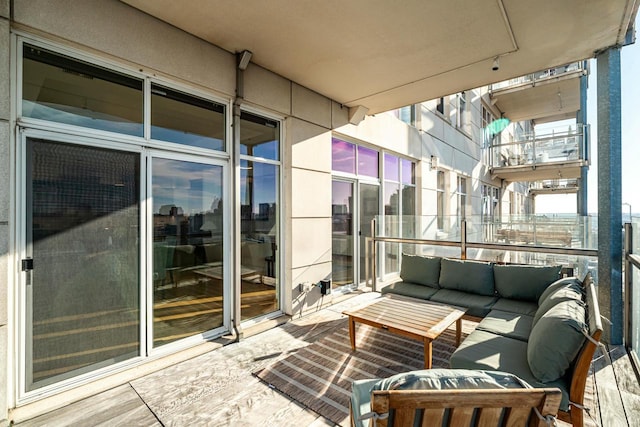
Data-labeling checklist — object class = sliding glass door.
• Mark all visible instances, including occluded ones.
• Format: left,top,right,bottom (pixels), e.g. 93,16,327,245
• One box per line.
151,156,226,347
24,138,141,391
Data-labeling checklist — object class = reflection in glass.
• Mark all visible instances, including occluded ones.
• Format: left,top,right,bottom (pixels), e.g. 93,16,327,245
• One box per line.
384,182,400,274
151,85,225,150
25,139,140,391
22,44,143,136
332,180,354,287
332,138,356,174
240,161,279,319
358,146,379,178
152,158,224,347
401,158,414,184
240,112,279,160
384,153,399,181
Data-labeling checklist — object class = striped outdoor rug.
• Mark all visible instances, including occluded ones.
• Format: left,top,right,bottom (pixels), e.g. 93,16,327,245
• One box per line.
254,319,477,426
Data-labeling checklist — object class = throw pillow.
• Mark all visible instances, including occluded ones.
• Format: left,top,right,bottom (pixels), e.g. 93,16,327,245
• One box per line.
538,277,583,306
533,283,584,327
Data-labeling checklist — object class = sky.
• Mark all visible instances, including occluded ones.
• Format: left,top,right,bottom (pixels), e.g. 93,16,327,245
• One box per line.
534,15,640,215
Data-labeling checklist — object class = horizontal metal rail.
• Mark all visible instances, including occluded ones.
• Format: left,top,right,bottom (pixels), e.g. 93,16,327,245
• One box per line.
629,253,640,270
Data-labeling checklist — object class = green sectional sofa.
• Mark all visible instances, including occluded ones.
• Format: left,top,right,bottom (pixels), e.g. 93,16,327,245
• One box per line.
380,254,602,427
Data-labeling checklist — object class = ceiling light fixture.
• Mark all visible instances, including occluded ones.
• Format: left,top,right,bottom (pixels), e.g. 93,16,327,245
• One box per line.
492,56,500,71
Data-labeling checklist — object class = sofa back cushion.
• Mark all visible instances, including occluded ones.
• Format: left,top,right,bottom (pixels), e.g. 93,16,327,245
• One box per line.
538,277,583,305
527,300,587,383
494,264,562,302
439,258,494,296
399,254,441,288
533,281,584,327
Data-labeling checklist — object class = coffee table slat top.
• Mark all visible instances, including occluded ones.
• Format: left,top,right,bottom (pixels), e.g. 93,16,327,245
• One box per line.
342,295,466,340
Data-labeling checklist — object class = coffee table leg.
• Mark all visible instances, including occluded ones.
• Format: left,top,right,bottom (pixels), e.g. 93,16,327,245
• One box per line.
424,339,432,369
456,318,462,346
348,316,356,351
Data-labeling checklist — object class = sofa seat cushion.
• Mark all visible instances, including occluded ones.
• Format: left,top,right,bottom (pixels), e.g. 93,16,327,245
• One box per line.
494,264,562,302
430,289,498,317
528,300,587,383
491,298,538,316
380,282,439,300
476,309,534,342
439,258,495,296
351,369,530,427
450,329,570,411
400,254,441,288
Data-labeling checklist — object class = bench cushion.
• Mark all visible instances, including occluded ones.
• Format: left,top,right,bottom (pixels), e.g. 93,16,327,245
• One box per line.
491,298,539,316
430,289,498,317
399,254,441,288
533,283,584,327
475,309,534,342
538,277,583,305
450,329,570,411
494,264,562,302
439,258,495,296
380,282,439,299
528,300,587,383
351,369,530,427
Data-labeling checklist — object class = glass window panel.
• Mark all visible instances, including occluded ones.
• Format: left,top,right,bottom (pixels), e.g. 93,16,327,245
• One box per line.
240,160,279,320
384,154,399,181
332,180,354,287
26,139,140,391
332,138,356,174
384,182,400,274
151,85,225,150
152,158,224,347
240,112,279,160
22,44,143,136
357,146,379,178
401,159,414,184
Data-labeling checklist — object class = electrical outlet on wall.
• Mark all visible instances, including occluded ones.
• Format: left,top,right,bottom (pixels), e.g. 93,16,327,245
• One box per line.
298,282,313,292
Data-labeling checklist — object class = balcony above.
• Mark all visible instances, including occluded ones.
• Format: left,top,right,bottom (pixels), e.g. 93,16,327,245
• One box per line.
490,125,589,182
529,179,580,196
489,62,587,124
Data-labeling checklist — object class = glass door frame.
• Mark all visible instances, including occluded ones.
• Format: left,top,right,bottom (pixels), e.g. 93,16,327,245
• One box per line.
16,127,147,401
146,150,231,357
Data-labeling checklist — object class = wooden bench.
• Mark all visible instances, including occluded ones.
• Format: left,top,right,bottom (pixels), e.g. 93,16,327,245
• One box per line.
367,387,563,427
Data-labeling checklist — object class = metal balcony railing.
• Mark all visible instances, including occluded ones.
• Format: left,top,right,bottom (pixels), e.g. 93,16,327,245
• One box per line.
489,61,586,92
530,179,579,191
489,124,588,168
365,214,598,291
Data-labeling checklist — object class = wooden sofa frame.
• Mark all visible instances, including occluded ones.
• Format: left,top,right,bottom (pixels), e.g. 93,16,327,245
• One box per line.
367,388,563,427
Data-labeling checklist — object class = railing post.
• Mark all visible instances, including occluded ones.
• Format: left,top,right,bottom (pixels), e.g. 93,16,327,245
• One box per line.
371,217,377,292
461,220,467,260
625,222,632,347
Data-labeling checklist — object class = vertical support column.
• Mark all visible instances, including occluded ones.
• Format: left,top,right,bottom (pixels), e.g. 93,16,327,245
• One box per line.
597,47,623,345
0,2,12,422
577,70,589,215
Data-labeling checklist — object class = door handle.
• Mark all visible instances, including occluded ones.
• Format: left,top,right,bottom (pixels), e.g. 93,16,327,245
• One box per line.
21,258,33,286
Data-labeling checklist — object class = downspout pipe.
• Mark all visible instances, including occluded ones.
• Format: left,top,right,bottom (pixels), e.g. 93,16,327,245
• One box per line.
231,50,252,340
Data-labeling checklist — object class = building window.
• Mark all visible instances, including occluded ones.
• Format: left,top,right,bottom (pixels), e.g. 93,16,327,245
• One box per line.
395,105,415,125
457,176,467,221
437,171,445,230
332,138,356,174
22,44,144,136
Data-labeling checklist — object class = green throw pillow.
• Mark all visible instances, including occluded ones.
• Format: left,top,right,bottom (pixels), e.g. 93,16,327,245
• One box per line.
439,258,494,296
399,254,441,288
527,300,587,383
493,264,562,302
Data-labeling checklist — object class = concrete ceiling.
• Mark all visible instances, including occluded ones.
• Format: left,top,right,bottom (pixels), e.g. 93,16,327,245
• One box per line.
121,0,637,115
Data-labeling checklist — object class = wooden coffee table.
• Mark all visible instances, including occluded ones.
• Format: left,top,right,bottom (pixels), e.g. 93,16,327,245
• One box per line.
342,295,467,369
